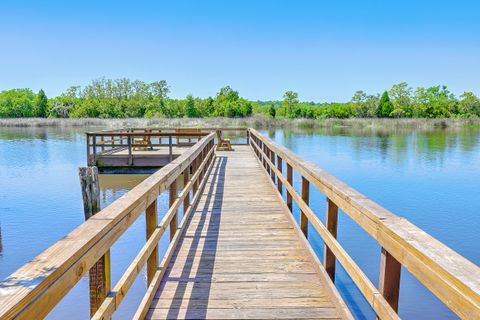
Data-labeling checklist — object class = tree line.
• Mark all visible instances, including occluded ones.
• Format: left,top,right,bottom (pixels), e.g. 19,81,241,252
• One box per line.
0,78,479,119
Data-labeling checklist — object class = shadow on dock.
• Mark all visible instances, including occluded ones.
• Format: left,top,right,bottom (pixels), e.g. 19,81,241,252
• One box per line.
163,156,227,319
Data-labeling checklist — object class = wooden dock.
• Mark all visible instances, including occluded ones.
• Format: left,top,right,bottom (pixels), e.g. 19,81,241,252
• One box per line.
145,146,350,319
0,128,478,320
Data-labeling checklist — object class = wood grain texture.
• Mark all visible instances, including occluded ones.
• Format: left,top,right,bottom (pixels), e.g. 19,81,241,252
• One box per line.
146,146,349,319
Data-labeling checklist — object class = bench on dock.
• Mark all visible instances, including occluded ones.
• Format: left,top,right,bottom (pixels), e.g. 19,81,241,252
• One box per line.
0,128,478,320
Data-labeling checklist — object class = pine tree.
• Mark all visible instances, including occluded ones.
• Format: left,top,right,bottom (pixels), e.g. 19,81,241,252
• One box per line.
34,89,48,117
268,104,276,118
184,95,199,117
377,91,394,118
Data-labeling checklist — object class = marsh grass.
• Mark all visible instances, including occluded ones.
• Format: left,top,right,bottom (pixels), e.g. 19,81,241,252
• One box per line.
1,116,480,130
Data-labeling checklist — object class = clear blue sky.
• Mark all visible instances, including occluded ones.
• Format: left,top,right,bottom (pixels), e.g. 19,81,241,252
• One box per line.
1,0,479,102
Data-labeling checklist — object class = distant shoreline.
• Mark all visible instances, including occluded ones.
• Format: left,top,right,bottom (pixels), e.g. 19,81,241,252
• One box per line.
1,117,479,129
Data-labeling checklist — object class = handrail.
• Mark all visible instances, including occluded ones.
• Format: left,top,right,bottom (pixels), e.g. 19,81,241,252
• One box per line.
0,132,216,319
86,128,250,166
248,128,480,320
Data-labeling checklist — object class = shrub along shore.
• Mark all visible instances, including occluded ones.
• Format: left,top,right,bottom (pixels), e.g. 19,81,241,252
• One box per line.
1,78,480,120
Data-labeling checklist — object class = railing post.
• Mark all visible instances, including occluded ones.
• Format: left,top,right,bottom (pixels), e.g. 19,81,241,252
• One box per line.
92,135,97,166
79,166,111,317
128,136,133,166
262,142,266,168
246,129,250,145
324,198,338,281
269,149,275,182
277,155,283,195
146,199,158,284
193,156,199,194
169,135,173,162
378,248,401,313
286,163,293,212
169,179,178,241
300,177,309,237
86,134,91,166
183,168,190,213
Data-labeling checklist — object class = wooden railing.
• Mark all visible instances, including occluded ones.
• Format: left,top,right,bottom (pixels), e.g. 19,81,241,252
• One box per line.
86,127,248,166
0,132,216,320
248,128,480,320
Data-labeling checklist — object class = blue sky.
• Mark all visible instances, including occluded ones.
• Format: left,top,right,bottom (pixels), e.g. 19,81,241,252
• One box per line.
0,0,479,102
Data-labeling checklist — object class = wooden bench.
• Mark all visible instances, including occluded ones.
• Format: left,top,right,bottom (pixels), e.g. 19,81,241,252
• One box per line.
216,129,233,151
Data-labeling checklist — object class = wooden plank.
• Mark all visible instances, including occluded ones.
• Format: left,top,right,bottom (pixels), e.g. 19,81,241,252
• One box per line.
147,307,341,319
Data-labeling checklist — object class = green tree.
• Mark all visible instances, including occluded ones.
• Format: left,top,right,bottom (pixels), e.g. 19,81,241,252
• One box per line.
351,90,377,117
412,86,456,118
458,92,480,117
268,104,276,118
283,91,298,118
389,82,412,116
376,91,394,118
0,89,36,118
184,95,199,117
33,89,48,117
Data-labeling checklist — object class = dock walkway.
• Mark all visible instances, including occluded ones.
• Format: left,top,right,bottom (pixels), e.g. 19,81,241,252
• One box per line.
146,146,349,319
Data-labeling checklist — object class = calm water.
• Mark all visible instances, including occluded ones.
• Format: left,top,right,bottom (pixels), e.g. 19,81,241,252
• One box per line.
0,126,479,319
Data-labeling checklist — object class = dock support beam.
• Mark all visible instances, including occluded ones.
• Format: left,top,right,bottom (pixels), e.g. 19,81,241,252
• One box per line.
79,166,111,317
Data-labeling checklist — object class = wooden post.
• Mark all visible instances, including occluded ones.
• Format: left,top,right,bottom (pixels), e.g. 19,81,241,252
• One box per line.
128,136,133,166
92,135,97,166
378,248,402,313
146,199,158,284
86,134,91,166
266,147,271,177
300,177,309,237
246,130,250,145
277,156,283,195
269,149,275,182
169,135,173,162
183,168,190,214
192,157,199,194
324,198,338,281
79,167,111,317
169,179,178,241
286,163,293,212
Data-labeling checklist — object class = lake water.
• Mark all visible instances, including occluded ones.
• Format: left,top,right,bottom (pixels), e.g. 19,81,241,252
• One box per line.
0,125,478,319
